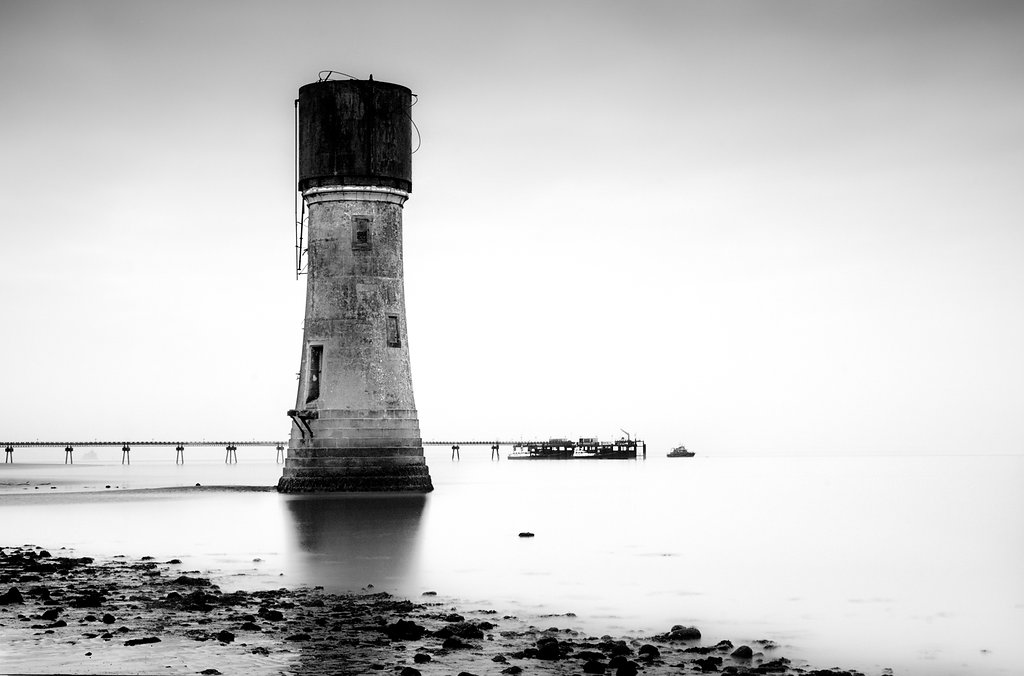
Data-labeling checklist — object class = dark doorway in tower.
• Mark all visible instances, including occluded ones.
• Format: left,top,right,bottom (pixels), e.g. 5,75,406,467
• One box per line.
306,344,323,403
387,315,401,348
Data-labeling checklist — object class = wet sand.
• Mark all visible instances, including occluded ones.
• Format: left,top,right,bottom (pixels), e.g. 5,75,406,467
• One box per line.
0,544,872,676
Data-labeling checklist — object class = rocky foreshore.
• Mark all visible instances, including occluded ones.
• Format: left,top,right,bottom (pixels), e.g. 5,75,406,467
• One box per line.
0,545,875,675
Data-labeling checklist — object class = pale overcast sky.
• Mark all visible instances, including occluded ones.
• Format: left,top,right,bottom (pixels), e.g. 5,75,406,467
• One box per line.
1,1,1022,455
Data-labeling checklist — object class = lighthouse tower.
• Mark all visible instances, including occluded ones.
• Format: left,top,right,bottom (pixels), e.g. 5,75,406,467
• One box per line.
277,77,433,492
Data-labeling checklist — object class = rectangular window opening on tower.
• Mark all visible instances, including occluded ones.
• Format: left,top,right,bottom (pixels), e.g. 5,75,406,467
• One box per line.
387,315,401,348
352,216,372,251
306,345,323,403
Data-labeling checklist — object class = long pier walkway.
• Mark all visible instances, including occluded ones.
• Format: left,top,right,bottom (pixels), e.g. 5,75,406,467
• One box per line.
0,440,524,464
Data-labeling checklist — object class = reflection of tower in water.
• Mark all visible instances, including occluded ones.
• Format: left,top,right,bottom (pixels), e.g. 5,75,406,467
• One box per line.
283,495,426,590
278,75,432,492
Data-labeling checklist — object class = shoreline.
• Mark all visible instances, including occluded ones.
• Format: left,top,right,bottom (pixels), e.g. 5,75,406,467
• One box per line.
0,544,872,676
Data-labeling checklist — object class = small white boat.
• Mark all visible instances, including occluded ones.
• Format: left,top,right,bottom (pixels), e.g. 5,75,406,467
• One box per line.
667,444,695,458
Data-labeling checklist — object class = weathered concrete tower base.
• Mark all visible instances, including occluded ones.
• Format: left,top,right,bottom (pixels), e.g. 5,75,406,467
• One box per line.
278,77,432,493
277,410,433,493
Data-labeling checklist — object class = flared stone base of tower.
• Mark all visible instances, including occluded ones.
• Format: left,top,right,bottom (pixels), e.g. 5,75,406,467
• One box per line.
277,409,433,493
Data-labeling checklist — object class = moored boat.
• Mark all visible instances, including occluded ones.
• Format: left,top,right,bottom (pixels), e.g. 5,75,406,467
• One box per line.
667,444,695,458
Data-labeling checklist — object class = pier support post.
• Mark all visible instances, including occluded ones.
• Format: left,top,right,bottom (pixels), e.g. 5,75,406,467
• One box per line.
225,445,237,464
491,444,500,460
175,445,185,464
276,444,284,464
121,444,130,465
64,445,73,464
4,446,12,463
451,444,460,460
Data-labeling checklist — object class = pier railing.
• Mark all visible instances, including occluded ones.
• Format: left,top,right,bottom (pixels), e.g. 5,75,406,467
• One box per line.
0,440,530,464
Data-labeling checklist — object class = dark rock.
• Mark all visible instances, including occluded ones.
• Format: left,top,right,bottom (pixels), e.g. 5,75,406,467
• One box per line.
41,608,62,620
683,646,713,654
443,621,484,639
399,668,421,676
70,591,105,608
124,636,161,646
385,619,426,640
215,630,234,643
199,670,222,675
757,657,791,672
179,591,214,612
536,635,571,660
101,613,116,624
0,587,25,604
731,645,754,659
583,660,607,674
251,646,269,656
599,640,632,657
663,624,701,641
421,591,437,596
518,532,535,537
615,661,639,676
577,650,607,661
685,640,734,654
456,673,479,676
285,633,311,641
27,586,52,600
491,654,507,663
257,607,284,622
608,655,630,668
445,613,465,622
239,621,261,631
638,644,660,659
501,667,523,675
442,636,471,650
171,575,211,587
413,653,432,663
694,656,723,672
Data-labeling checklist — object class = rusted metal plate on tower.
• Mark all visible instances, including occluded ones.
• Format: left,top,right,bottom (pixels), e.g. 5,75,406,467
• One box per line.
298,79,413,193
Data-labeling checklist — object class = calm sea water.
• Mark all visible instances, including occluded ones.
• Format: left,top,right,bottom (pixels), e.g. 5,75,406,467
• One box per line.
1,448,1021,676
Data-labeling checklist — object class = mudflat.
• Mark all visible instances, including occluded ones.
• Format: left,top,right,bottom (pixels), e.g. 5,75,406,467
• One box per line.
0,544,867,675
